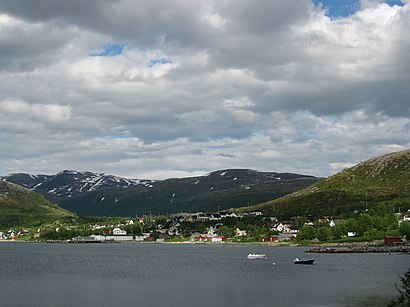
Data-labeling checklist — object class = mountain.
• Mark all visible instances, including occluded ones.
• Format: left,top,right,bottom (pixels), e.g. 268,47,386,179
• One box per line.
2,169,319,217
247,149,410,218
0,180,74,228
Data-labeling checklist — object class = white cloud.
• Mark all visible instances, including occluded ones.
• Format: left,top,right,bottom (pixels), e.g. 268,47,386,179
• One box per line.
0,1,409,179
1,100,71,123
224,97,254,109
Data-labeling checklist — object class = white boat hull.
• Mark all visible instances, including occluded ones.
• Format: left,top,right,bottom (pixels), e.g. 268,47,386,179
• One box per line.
247,253,267,260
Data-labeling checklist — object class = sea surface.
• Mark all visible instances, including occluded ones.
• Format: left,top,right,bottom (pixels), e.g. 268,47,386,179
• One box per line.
0,242,408,307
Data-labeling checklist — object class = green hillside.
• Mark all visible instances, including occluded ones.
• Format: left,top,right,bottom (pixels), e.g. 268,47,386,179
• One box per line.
246,149,410,218
0,180,74,229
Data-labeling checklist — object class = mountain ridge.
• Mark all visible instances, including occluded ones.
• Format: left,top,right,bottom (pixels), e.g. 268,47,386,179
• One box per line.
2,169,319,216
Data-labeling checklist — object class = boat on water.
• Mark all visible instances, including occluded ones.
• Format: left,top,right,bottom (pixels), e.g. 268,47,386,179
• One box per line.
247,253,267,260
293,258,315,265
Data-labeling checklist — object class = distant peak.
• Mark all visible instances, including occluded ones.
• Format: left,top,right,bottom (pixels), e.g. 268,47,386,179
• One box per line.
58,170,80,175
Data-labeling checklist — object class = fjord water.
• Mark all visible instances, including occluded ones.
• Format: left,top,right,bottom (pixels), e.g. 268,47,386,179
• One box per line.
0,243,408,307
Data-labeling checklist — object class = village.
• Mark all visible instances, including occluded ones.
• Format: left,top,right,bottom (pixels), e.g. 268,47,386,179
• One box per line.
1,205,410,247
1,211,290,243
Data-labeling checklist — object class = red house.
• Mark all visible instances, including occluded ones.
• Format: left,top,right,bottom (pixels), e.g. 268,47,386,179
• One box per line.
384,236,402,245
261,235,278,242
197,235,212,242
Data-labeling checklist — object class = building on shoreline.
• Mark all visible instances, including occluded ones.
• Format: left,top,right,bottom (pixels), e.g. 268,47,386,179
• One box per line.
71,233,143,243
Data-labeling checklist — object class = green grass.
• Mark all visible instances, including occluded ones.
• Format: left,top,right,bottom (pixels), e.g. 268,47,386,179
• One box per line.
243,149,410,219
0,180,74,229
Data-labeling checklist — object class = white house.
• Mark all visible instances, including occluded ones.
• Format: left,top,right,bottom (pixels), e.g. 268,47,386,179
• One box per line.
400,216,410,223
329,220,342,227
197,214,209,221
220,212,238,218
211,236,226,243
168,226,180,236
113,228,127,235
271,223,292,233
235,228,247,237
206,226,216,235
104,235,134,242
209,214,222,221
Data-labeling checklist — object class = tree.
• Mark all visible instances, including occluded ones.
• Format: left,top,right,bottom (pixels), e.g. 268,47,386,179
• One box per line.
389,267,410,306
297,225,316,241
316,226,330,242
399,221,410,239
344,218,361,234
150,231,160,240
358,213,373,233
249,227,270,240
291,216,308,230
216,226,235,238
384,214,399,231
372,216,384,231
330,223,346,240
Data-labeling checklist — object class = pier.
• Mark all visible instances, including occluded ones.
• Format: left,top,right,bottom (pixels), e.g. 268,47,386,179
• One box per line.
306,244,410,254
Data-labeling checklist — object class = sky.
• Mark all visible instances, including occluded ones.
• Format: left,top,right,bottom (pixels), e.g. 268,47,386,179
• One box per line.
0,0,409,180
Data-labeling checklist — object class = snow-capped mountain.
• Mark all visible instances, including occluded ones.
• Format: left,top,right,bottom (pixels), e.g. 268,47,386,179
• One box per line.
2,170,154,203
2,169,319,217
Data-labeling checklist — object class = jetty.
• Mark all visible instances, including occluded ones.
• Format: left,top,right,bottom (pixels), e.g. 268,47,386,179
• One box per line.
306,244,410,254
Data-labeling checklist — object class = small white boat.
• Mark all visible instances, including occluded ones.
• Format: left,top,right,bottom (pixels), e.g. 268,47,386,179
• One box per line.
247,253,267,260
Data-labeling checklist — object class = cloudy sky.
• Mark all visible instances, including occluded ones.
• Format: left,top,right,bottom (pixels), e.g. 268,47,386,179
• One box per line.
0,0,409,180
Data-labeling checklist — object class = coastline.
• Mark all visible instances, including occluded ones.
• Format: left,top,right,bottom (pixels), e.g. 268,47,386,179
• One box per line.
2,238,409,253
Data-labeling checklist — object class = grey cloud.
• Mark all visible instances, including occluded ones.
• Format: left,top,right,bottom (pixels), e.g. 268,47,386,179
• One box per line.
1,1,410,179
0,0,118,32
0,20,76,71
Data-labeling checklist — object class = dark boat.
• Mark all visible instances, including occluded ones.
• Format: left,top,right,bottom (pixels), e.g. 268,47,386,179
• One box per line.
293,258,315,265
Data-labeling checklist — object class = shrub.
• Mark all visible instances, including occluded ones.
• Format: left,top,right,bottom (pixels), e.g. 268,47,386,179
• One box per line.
389,267,410,306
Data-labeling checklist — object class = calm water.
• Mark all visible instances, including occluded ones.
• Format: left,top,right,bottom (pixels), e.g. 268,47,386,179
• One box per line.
0,243,408,307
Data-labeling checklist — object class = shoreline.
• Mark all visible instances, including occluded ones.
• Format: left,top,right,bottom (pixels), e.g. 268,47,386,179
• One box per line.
2,239,409,254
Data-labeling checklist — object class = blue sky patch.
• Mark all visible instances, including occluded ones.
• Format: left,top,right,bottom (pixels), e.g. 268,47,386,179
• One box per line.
149,58,172,67
305,131,318,139
105,135,132,140
91,43,128,57
312,0,404,18
385,0,405,6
